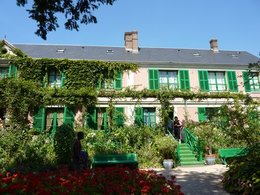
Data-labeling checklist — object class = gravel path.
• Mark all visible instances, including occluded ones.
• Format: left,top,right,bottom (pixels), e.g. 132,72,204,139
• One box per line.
154,164,229,195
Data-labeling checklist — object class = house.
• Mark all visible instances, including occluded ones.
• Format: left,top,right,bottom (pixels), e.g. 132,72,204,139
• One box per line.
0,31,259,133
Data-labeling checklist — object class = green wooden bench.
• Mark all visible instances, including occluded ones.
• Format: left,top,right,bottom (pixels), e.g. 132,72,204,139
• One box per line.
92,153,138,169
218,148,248,165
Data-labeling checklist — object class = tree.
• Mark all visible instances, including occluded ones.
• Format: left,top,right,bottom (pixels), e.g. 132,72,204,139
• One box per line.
16,0,117,40
212,100,260,147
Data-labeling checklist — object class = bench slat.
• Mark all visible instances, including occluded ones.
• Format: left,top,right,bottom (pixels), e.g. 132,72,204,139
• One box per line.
218,148,248,165
92,153,138,168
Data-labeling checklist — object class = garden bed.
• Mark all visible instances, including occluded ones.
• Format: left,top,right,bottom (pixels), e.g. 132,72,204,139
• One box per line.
0,166,184,194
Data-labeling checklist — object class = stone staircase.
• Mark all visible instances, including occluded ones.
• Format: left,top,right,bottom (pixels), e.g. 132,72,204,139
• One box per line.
179,143,204,166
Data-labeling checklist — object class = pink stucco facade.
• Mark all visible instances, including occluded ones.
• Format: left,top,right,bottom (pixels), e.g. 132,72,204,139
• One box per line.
119,66,260,124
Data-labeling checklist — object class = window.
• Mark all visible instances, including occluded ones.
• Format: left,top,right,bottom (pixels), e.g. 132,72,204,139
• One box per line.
0,67,9,79
85,107,124,130
0,65,17,79
135,107,156,127
250,73,260,91
159,71,178,89
149,69,190,90
48,69,62,87
208,72,226,91
33,106,74,132
199,70,238,92
198,107,218,122
98,71,122,90
243,72,260,92
143,108,156,127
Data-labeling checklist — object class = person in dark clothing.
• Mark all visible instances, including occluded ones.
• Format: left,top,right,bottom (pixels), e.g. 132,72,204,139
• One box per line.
173,116,182,141
73,131,88,170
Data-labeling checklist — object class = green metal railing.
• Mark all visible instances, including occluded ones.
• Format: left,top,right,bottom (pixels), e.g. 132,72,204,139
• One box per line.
183,128,203,161
167,130,181,164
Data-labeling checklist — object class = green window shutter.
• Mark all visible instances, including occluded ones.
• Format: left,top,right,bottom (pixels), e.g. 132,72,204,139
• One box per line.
134,107,143,126
148,69,159,90
179,70,190,90
8,64,17,78
86,107,97,129
198,70,209,92
63,106,74,128
61,70,65,87
97,79,101,89
114,71,122,90
227,71,238,92
33,107,46,132
198,107,207,122
114,107,124,128
242,72,251,92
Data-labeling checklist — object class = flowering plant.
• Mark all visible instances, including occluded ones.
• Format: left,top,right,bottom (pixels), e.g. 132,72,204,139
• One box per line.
1,166,183,194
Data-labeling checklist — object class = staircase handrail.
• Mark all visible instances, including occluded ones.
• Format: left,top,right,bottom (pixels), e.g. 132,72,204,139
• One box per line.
167,130,181,164
183,128,203,161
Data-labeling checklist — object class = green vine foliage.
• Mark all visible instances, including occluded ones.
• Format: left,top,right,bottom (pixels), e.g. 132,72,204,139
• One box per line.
12,58,138,89
0,78,42,129
0,56,253,130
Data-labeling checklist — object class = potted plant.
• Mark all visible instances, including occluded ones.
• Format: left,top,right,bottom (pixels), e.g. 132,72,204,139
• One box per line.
154,135,177,169
193,123,219,165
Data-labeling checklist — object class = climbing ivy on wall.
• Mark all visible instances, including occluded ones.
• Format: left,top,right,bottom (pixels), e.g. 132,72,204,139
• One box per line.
0,56,253,130
12,58,138,89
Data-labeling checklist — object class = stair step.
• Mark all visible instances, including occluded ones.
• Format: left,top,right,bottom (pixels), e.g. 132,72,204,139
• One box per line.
180,150,194,154
180,161,204,166
180,157,198,161
180,154,196,158
178,143,202,166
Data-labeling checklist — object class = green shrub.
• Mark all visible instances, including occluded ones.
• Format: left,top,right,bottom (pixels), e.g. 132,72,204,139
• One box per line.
0,129,56,173
53,124,75,165
222,143,260,195
154,135,178,160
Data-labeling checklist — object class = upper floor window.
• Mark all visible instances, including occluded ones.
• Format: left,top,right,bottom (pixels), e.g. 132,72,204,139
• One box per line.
48,69,64,87
208,72,226,91
149,69,190,90
0,67,9,79
243,72,260,92
98,71,122,90
0,65,17,79
159,71,178,89
198,70,238,92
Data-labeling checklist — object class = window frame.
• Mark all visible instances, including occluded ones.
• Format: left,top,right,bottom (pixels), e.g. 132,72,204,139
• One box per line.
159,70,179,90
249,72,260,91
0,67,9,79
208,71,227,91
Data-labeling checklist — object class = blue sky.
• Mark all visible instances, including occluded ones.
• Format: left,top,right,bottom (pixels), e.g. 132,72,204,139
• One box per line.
1,0,260,57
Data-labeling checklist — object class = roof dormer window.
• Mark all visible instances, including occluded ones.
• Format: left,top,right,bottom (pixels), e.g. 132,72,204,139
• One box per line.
56,49,65,53
106,49,114,54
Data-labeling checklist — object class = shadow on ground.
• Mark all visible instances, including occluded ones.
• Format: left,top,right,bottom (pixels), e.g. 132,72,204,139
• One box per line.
156,167,229,195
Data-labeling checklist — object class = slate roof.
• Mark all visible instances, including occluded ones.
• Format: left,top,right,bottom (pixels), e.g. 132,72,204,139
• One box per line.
13,43,259,66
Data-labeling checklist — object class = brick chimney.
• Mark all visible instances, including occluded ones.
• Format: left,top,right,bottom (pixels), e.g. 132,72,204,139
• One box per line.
124,31,138,53
210,39,219,53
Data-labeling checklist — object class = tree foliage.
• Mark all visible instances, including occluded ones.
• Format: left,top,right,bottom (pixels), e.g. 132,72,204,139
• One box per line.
16,0,117,40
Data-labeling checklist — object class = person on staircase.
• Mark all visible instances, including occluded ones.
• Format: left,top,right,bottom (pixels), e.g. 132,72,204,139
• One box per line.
173,116,182,142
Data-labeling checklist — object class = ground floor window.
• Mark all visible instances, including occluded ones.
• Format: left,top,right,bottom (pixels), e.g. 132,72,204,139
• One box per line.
86,107,124,130
33,107,74,133
197,107,218,122
135,107,156,127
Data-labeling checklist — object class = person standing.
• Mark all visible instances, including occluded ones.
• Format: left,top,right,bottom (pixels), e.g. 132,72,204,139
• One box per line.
73,131,88,170
173,116,182,141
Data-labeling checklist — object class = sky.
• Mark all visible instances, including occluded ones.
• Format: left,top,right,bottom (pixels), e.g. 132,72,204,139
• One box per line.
0,0,260,57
